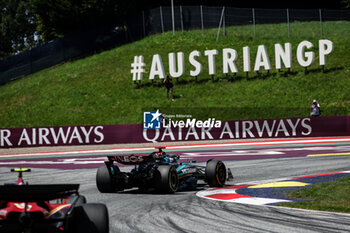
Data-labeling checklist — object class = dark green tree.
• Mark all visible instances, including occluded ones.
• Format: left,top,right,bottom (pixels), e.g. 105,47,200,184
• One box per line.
0,0,38,59
30,0,171,41
341,0,350,8
31,0,123,40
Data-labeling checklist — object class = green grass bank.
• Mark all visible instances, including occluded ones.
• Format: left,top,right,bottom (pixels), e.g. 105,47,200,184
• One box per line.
280,175,350,213
0,21,349,128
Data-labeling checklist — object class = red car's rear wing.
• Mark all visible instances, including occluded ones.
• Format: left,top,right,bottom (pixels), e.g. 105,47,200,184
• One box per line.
0,184,79,202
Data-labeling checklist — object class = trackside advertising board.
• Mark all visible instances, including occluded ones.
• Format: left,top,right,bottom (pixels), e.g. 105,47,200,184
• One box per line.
0,116,349,148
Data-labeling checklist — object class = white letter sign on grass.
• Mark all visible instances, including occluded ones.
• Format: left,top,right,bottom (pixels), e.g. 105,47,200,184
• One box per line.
319,39,334,66
204,49,218,75
243,46,251,72
254,45,271,71
131,56,145,81
297,41,315,67
189,50,202,77
132,39,334,81
149,54,165,80
223,48,238,74
169,52,185,78
275,43,292,69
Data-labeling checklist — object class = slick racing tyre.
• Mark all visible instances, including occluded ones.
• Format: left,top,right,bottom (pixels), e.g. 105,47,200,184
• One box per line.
205,160,226,187
71,203,109,233
155,165,179,193
96,165,115,193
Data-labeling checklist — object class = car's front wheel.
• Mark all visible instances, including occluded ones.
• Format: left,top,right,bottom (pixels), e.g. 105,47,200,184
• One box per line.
205,160,226,187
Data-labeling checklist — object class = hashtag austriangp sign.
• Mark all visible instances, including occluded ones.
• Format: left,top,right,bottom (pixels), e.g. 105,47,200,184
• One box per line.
131,40,334,81
1,116,349,148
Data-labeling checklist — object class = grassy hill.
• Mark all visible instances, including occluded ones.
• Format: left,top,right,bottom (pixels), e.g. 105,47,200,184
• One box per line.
0,21,349,128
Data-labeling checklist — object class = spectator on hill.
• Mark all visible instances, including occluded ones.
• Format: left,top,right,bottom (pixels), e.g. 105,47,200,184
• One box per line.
310,99,321,116
164,75,174,101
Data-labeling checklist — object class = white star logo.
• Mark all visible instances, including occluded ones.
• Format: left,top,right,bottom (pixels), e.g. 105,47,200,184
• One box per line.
150,110,161,122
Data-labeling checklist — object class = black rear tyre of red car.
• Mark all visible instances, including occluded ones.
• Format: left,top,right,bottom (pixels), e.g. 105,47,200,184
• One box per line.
71,203,109,233
96,165,115,193
155,165,179,193
75,195,87,206
205,160,226,187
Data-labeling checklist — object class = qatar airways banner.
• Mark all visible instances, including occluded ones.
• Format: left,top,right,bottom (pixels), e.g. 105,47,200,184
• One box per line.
0,116,349,148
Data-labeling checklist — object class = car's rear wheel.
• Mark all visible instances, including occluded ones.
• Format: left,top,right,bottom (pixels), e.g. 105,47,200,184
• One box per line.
155,165,178,193
96,165,115,193
71,203,109,233
75,195,87,206
205,160,226,187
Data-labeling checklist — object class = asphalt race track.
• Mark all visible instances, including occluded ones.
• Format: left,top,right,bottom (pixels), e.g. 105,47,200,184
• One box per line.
1,138,350,232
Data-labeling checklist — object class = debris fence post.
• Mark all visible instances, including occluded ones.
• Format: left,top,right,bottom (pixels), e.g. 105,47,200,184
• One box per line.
252,8,256,37
216,7,225,42
223,6,226,36
142,11,146,37
319,9,324,36
180,5,184,32
160,6,164,33
171,0,175,35
287,8,290,38
201,5,204,35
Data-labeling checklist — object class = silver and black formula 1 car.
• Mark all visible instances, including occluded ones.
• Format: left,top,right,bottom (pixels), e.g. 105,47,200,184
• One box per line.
96,147,233,193
0,168,109,233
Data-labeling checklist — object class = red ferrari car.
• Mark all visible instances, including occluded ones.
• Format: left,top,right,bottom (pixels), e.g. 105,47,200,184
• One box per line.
0,168,109,233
